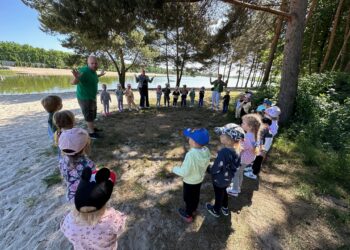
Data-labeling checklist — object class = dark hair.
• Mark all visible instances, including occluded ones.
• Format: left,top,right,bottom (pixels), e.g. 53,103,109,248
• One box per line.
53,110,75,129
41,95,62,113
262,117,272,126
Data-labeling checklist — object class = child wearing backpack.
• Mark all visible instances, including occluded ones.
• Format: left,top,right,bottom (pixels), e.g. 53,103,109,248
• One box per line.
206,124,244,217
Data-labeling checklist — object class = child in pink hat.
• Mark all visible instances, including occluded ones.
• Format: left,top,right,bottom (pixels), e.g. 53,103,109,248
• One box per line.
58,128,96,201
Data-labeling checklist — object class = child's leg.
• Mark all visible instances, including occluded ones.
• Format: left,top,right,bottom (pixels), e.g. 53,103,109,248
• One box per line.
252,155,264,176
213,184,226,212
232,164,246,192
183,182,201,216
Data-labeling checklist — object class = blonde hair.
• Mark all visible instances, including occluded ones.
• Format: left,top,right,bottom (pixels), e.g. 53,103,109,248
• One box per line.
53,110,75,130
41,95,62,113
242,114,262,143
73,206,107,226
221,134,242,154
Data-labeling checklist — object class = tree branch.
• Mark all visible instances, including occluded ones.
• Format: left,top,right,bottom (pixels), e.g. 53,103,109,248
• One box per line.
222,0,291,19
106,51,120,75
126,51,140,71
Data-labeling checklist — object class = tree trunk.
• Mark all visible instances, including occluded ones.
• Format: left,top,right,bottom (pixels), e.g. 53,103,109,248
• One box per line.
176,23,180,87
332,29,350,71
320,0,345,72
245,54,256,88
165,30,170,84
118,49,126,89
305,0,318,26
340,8,350,70
226,60,233,87
241,65,246,87
261,0,287,86
345,60,350,72
217,55,221,75
308,22,317,74
278,0,308,124
251,60,259,87
222,52,229,81
235,63,241,88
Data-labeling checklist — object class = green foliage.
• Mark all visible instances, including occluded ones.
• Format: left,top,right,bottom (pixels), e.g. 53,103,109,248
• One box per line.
0,41,72,68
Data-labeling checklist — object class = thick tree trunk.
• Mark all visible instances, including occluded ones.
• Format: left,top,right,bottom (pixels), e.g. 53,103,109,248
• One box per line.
277,0,308,124
320,0,345,72
118,49,127,89
261,0,287,86
345,60,350,72
235,63,242,88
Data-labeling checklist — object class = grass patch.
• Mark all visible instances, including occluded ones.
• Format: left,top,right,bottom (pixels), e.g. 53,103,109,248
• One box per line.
42,168,62,187
24,197,37,208
0,69,17,76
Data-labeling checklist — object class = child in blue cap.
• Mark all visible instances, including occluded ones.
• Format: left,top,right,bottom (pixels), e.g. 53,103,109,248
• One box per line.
206,124,244,217
172,128,211,222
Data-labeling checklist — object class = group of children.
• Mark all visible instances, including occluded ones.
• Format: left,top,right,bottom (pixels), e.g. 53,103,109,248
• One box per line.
172,98,281,221
41,95,126,249
100,83,235,115
40,92,281,247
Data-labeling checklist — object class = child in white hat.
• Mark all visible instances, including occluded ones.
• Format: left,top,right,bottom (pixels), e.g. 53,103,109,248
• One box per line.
58,128,96,201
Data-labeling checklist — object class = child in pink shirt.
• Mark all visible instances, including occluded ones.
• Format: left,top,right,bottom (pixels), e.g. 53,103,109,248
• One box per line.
61,168,126,250
227,114,261,197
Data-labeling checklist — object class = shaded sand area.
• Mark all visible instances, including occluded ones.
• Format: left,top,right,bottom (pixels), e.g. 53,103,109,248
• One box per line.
1,92,349,249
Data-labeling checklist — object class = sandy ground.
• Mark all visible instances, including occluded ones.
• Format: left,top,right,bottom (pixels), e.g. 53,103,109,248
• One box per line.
0,91,349,250
7,67,166,77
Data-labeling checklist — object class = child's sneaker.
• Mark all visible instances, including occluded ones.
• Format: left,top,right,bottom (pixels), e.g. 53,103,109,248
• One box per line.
206,203,220,218
244,171,257,180
244,166,253,172
178,208,193,223
221,207,229,216
226,187,239,197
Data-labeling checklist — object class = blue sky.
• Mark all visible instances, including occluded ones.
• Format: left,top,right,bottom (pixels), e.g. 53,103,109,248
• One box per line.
0,0,71,52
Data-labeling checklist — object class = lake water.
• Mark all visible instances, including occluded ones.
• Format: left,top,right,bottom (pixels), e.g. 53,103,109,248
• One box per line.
0,74,254,95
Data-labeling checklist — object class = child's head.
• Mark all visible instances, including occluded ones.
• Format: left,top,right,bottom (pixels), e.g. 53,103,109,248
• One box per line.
263,99,272,108
117,84,122,89
41,95,62,113
183,128,210,148
53,110,75,130
59,128,90,156
183,85,187,89
166,83,170,87
127,83,131,89
264,106,281,120
73,167,117,225
241,114,262,138
102,84,107,90
226,90,230,95
157,85,161,89
214,123,245,150
175,86,179,90
201,86,205,90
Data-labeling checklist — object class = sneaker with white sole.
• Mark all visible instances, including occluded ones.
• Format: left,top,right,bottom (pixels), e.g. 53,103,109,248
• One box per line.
244,171,257,180
221,207,229,216
206,203,220,218
226,187,240,197
244,166,253,172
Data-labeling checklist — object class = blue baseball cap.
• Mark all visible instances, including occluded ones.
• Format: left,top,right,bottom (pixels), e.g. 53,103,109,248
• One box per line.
183,128,210,146
263,99,272,106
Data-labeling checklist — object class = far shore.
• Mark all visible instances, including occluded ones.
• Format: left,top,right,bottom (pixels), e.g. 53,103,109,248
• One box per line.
7,66,168,77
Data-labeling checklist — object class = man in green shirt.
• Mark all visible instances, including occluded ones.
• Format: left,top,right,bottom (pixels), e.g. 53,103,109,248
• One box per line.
72,56,105,139
210,74,227,111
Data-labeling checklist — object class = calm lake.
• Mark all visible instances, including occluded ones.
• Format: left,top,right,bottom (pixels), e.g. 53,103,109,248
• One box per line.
0,74,253,95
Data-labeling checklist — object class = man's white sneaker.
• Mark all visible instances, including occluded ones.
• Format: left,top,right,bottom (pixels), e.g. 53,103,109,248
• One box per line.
244,171,257,180
244,166,253,172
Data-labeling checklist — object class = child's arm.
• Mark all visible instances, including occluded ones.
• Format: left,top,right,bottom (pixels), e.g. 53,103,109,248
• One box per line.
172,152,193,178
209,150,225,175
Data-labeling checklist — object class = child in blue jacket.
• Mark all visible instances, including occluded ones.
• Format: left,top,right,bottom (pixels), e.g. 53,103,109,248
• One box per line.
206,124,244,217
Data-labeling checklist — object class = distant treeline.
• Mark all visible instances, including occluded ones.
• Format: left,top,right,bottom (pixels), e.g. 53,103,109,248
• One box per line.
0,41,178,74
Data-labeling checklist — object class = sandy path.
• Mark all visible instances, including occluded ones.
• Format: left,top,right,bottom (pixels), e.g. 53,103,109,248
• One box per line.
0,93,84,249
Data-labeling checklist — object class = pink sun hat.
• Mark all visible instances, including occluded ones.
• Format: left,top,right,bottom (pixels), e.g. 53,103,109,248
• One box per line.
58,128,89,155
